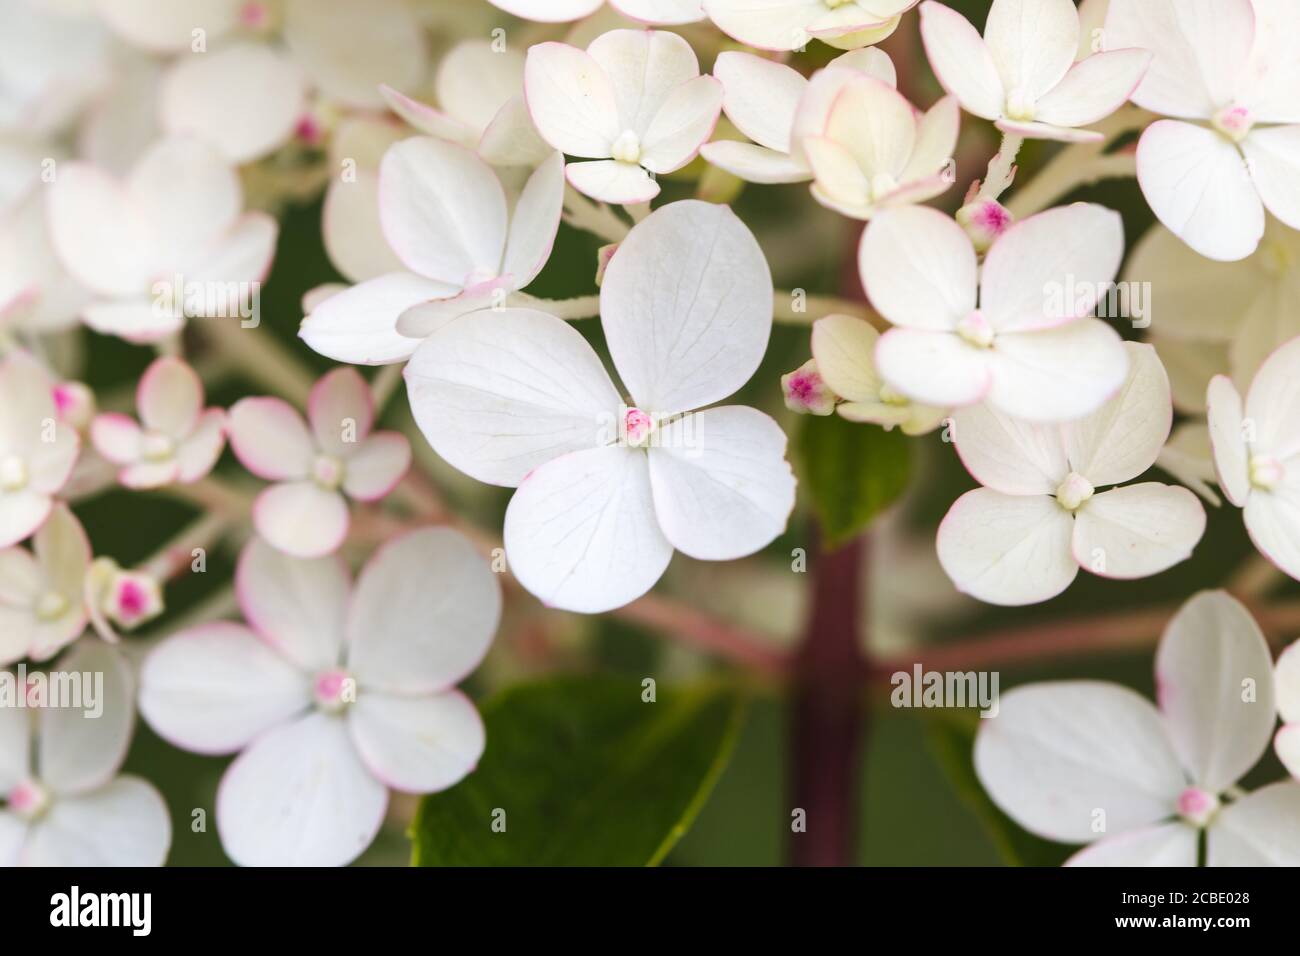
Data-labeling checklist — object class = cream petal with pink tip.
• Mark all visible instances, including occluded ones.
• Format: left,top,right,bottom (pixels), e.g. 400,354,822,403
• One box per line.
936,490,1078,605
975,682,1186,842
175,409,228,483
227,397,316,481
1136,120,1264,263
253,481,350,558
138,356,203,438
600,200,772,416
236,536,349,671
405,308,621,487
217,712,388,868
345,528,501,694
1206,782,1300,866
639,76,723,173
299,272,460,366
647,406,795,561
91,413,144,466
348,691,485,794
1155,591,1276,794
308,368,375,456
505,446,674,614
340,434,411,502
1070,483,1206,578
160,44,306,164
23,777,171,867
1065,824,1198,867
139,622,312,755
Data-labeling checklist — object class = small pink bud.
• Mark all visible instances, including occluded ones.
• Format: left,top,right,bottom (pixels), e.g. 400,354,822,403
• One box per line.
8,779,51,821
104,570,164,630
313,668,354,713
622,406,655,446
781,360,837,416
1176,787,1220,827
956,198,1013,253
52,381,96,432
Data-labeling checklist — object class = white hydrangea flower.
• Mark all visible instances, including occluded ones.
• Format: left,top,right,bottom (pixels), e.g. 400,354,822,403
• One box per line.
46,137,278,343
1,642,170,866
938,342,1205,606
1207,335,1300,582
379,39,550,170
300,139,564,365
405,200,795,614
523,29,722,204
919,0,1150,142
0,352,80,549
0,504,89,666
1106,0,1300,261
860,203,1128,422
809,314,946,434
139,529,500,867
977,591,1300,866
494,0,706,22
1276,639,1300,779
228,367,411,558
91,357,227,491
700,47,896,184
704,0,917,52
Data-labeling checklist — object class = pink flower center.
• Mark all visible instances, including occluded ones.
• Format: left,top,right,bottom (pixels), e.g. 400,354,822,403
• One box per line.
1212,104,1254,143
313,668,353,713
296,113,324,146
1176,787,1220,827
239,1,269,29
956,309,994,349
116,580,149,618
8,779,51,822
787,371,820,404
623,407,654,446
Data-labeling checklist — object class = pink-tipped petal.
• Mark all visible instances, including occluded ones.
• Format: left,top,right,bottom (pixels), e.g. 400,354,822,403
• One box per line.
341,432,410,502
227,397,315,481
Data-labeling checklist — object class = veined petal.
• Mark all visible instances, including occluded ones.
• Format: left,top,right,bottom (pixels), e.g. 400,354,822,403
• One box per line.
299,272,458,366
699,141,811,183
1206,375,1250,507
874,328,991,408
823,75,916,181
1242,125,1300,233
308,367,374,457
501,151,565,289
918,1,1004,120
349,691,484,794
1276,640,1300,725
704,0,829,52
524,41,621,158
984,0,1079,103
950,402,1068,495
1065,824,1198,867
859,205,977,331
1243,473,1300,581
24,777,170,867
227,397,314,480
811,313,883,403
640,75,723,174
434,41,527,135
1035,49,1153,129
713,51,805,152
1071,483,1205,580
984,319,1128,423
565,159,660,204
1244,336,1300,462
252,481,350,558
588,29,700,138
1207,782,1300,866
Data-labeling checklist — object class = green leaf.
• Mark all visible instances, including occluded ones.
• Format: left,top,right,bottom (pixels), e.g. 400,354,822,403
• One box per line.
411,677,748,866
794,413,911,548
924,712,1071,867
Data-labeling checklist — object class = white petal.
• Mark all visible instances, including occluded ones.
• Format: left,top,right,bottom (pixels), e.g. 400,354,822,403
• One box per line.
640,76,722,173
810,313,882,403
804,136,872,215
993,118,1102,143
611,0,705,24
227,397,314,480
82,299,182,344
699,141,810,183
24,777,170,867
91,413,143,466
139,622,311,755
186,213,277,303
937,489,1077,605
488,0,604,21
1243,475,1300,581
160,44,305,164
1103,0,1255,120
917,0,1004,120
0,491,50,549
1236,0,1300,122
299,272,457,366
379,137,508,286
1035,49,1153,129
38,641,133,794
1245,336,1300,462
281,0,425,110
434,41,526,134
822,75,916,181
984,0,1078,103
859,204,976,331
380,84,472,143
588,28,700,138
138,356,202,438
1065,823,1197,867
523,41,620,158
501,151,565,288
1136,120,1263,262
308,367,374,456
349,690,484,794
252,481,350,558
1243,126,1300,233
874,328,991,408
404,308,619,487
713,51,804,152
93,0,241,53
704,0,828,52
647,406,795,560
565,159,660,204
45,161,151,296
505,446,673,614
1071,483,1205,580
345,528,501,694
1155,590,1276,793
1161,337,1228,413
176,409,227,483
898,94,960,183
1206,375,1250,507
235,536,349,672
1063,341,1171,486
984,320,1128,423
601,200,772,415
341,433,410,502
1277,640,1300,725
980,204,1124,332
477,95,555,167
1207,782,1300,866
974,681,1186,842
1277,724,1300,779
322,174,404,284
0,811,25,866
950,402,1068,495
127,137,241,272
217,713,387,867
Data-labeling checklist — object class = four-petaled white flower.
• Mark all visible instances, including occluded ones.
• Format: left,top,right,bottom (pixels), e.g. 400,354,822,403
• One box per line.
860,203,1128,422
1106,0,1300,261
46,137,278,343
938,342,1206,606
488,0,704,24
0,504,89,666
1276,639,1300,779
1207,336,1300,582
704,0,918,52
0,351,80,549
405,200,796,614
300,139,564,365
919,0,1151,142
1,642,171,866
91,356,227,491
139,529,500,867
228,367,411,558
977,590,1300,866
524,30,722,204
808,314,946,434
